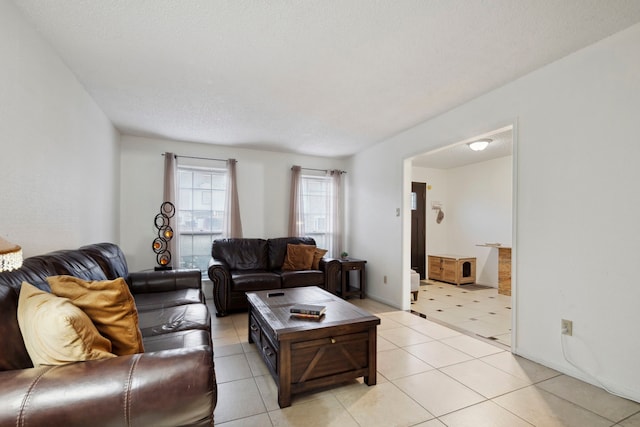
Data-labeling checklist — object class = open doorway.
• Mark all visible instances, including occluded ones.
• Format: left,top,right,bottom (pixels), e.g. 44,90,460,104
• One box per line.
411,181,427,279
406,125,515,348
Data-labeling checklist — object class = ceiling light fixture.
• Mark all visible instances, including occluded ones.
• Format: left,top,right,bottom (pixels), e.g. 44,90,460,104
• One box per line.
467,139,492,151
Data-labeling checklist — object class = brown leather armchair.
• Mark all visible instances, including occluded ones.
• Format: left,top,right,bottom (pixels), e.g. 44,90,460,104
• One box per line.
0,243,216,426
207,237,340,317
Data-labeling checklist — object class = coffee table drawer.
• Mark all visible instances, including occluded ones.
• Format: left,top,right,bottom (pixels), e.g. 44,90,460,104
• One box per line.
260,332,278,372
250,312,278,374
290,331,370,382
249,314,261,345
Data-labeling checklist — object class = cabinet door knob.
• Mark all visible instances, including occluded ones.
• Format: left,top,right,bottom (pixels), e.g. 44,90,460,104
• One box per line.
330,338,336,344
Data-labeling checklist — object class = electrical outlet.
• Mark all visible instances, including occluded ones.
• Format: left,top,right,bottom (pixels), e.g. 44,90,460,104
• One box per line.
561,319,573,336
383,275,387,284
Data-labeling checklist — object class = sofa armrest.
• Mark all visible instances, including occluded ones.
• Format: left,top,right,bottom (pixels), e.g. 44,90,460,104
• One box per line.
127,269,202,294
0,347,216,427
207,258,231,316
319,257,341,295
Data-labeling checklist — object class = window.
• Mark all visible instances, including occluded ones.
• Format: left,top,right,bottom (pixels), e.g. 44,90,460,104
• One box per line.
289,167,342,257
301,174,332,250
177,166,227,271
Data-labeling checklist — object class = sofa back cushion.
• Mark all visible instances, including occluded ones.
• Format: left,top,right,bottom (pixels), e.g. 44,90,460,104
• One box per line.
45,250,109,282
268,237,316,271
212,238,269,271
80,243,129,279
0,285,33,370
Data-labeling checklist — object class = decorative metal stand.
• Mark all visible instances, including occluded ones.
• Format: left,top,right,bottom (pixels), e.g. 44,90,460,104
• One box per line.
152,201,175,270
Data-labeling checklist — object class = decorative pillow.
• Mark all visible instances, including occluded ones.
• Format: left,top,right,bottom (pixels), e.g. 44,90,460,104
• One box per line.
312,248,328,270
47,275,144,355
282,244,316,271
17,281,115,367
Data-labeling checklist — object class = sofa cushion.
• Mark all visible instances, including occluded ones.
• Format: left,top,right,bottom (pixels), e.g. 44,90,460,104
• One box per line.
282,244,316,271
17,282,116,366
280,271,325,288
138,303,210,337
126,269,204,301
267,237,317,271
212,238,269,270
133,288,203,312
47,275,144,355
230,271,281,291
142,329,212,353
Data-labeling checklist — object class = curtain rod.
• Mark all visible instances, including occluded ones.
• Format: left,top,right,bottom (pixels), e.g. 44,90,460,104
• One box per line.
161,153,231,162
296,166,347,174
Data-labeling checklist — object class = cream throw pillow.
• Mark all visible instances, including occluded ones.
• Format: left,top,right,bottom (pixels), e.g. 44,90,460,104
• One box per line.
17,281,115,367
47,275,144,355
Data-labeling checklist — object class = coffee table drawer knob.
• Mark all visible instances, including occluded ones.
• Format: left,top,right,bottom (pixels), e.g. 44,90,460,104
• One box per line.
263,346,274,357
330,338,336,344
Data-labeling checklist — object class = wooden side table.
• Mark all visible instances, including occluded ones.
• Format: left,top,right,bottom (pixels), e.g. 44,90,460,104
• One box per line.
338,258,366,299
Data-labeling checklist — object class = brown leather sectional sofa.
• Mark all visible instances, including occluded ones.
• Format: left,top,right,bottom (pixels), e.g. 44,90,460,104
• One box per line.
207,237,340,316
0,242,216,426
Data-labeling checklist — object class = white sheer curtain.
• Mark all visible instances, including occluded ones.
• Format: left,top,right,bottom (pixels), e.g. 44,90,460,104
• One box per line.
223,158,243,238
327,169,343,258
288,165,304,236
163,152,179,267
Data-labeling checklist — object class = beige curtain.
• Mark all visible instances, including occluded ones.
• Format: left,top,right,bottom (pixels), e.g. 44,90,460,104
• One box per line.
288,165,304,236
224,159,243,238
328,170,343,258
163,152,178,267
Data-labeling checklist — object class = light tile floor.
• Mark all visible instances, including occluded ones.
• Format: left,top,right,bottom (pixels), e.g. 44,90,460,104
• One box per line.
411,280,512,347
207,297,640,426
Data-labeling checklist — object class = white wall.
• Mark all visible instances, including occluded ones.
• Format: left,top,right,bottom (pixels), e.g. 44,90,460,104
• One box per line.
449,156,512,285
0,0,120,256
349,23,640,400
413,156,512,286
120,135,348,271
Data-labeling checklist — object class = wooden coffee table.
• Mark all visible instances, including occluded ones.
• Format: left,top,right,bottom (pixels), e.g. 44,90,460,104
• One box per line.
246,286,380,408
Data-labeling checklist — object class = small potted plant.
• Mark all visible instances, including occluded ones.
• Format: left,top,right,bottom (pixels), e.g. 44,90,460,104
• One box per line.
340,251,349,259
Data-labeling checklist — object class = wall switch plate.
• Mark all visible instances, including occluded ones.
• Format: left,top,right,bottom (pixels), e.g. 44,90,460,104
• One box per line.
561,319,573,336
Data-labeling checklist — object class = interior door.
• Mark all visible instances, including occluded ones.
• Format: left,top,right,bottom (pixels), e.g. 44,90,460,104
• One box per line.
411,182,426,279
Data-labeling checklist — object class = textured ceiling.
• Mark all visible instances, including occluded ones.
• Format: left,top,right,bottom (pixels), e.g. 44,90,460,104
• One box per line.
11,0,640,158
